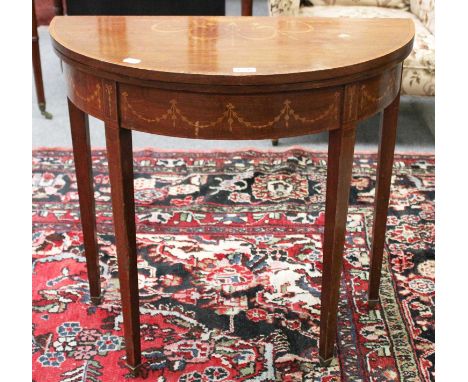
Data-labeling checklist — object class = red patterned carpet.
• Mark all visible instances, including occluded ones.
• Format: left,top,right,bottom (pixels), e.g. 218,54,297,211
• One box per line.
32,149,435,381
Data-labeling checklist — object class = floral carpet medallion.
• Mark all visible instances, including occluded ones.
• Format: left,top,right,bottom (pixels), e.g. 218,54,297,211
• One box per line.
32,149,435,382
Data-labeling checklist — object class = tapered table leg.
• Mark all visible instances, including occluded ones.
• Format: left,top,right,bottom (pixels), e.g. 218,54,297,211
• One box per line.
368,93,401,308
319,125,356,366
68,99,101,304
105,124,142,373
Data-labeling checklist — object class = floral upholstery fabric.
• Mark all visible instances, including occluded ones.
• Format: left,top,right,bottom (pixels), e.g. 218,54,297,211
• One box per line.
309,0,409,10
300,6,434,96
269,0,300,16
411,0,434,34
269,0,435,96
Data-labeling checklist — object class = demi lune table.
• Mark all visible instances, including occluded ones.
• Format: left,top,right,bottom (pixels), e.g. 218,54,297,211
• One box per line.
50,15,414,375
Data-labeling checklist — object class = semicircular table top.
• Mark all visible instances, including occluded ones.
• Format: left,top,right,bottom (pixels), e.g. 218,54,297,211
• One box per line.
50,16,414,86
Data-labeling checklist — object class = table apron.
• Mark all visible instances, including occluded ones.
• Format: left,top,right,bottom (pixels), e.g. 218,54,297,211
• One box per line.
64,62,402,139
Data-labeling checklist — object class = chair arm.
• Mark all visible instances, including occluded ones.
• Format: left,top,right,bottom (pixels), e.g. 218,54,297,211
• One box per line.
410,0,435,34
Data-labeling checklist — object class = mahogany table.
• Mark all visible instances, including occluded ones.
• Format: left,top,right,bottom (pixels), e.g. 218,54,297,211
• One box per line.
50,15,414,374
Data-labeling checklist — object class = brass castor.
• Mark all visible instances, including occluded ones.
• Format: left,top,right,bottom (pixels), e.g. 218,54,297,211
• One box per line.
39,103,53,119
271,139,279,146
90,295,103,306
127,363,149,378
318,354,334,367
368,298,379,309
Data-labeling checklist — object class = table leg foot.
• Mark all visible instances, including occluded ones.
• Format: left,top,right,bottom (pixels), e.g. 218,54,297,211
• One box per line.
368,298,380,309
271,139,279,146
318,354,334,367
126,362,149,379
90,294,103,306
39,103,53,119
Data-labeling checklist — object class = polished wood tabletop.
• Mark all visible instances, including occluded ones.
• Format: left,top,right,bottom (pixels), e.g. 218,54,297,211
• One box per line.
50,16,413,85
51,15,414,376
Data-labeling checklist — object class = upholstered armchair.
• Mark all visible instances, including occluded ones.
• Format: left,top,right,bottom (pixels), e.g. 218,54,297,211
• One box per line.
268,0,435,97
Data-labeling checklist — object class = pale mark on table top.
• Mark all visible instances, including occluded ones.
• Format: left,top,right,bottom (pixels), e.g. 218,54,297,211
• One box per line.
122,57,141,64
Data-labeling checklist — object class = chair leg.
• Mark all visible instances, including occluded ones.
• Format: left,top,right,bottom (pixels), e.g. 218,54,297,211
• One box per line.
241,0,253,16
32,0,52,119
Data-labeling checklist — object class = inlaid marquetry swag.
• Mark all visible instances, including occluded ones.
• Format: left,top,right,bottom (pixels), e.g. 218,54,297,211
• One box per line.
121,93,340,137
51,15,414,376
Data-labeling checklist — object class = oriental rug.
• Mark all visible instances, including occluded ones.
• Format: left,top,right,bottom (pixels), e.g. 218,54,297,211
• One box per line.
32,149,435,382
